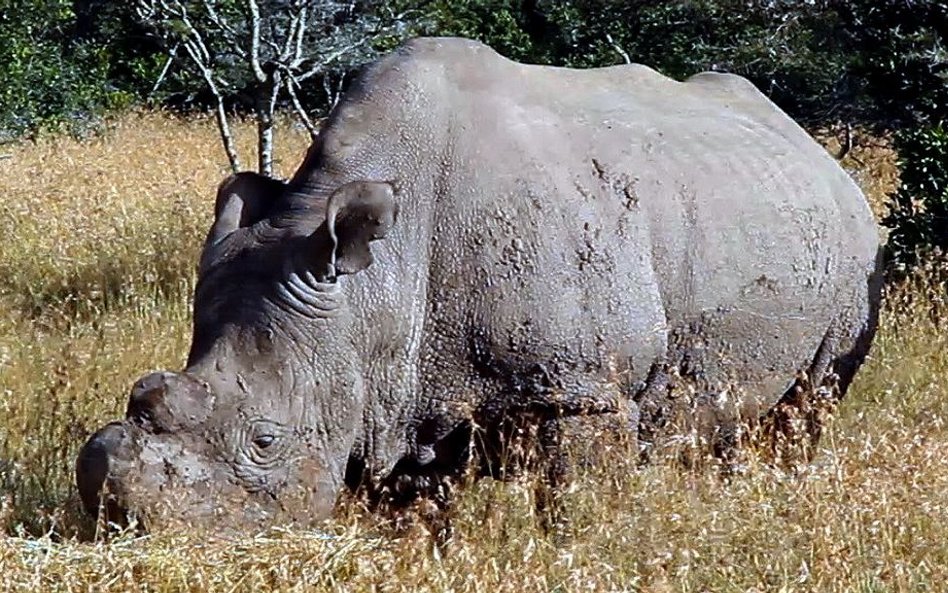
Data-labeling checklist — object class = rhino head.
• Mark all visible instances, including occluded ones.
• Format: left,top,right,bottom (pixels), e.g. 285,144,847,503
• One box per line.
76,172,398,530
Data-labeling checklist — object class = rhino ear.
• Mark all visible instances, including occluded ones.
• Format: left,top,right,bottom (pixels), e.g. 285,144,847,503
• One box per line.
311,181,397,280
207,172,286,246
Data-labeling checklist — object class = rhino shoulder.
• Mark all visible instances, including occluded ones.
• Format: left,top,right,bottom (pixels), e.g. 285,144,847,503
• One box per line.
399,36,495,57
684,71,764,99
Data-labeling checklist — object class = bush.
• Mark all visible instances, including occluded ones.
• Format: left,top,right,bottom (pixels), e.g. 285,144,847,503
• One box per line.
0,1,131,139
420,1,858,125
839,0,948,127
884,123,948,271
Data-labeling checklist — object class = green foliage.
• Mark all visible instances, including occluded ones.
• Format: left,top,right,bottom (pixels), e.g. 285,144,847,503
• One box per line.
1,0,946,273
0,0,124,139
849,0,947,270
3,0,942,138
884,123,948,270
419,1,859,124
417,0,946,129
839,1,947,126
72,2,171,103
847,1,947,272
423,1,538,61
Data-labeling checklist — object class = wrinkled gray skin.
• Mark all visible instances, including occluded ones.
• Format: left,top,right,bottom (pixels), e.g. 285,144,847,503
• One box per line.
77,37,882,530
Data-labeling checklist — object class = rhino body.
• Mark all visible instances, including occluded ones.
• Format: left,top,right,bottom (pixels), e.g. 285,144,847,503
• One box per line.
77,38,882,528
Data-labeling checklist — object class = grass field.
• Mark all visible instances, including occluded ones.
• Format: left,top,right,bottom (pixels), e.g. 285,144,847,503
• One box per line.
0,112,945,592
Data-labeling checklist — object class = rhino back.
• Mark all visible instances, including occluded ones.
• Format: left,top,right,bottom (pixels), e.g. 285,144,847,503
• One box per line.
416,41,875,323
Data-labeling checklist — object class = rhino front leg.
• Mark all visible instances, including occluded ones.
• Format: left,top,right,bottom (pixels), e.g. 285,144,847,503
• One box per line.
533,397,642,535
534,416,567,534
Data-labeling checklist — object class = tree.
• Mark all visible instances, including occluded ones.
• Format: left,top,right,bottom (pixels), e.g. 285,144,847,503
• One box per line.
134,0,421,176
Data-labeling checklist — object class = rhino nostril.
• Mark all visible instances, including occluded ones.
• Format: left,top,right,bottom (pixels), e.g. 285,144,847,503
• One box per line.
128,408,160,434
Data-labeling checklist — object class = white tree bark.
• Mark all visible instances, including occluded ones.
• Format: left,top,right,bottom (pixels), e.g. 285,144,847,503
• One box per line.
287,75,320,141
136,0,415,176
137,0,243,172
605,33,632,65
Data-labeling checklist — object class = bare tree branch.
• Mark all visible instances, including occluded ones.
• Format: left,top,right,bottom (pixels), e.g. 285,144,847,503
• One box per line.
150,43,178,95
297,37,370,82
291,4,308,66
286,75,319,140
605,33,632,65
323,74,345,111
246,0,267,83
203,1,248,60
136,0,416,175
180,37,242,173
164,0,214,64
255,68,283,176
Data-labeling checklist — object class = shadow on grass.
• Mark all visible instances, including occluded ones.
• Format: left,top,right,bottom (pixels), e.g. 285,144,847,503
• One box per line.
0,261,195,324
0,384,106,541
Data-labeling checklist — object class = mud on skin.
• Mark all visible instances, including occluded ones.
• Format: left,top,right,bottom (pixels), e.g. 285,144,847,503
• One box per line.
77,37,883,532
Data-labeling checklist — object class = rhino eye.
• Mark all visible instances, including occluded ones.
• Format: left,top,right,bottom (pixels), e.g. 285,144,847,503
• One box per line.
253,434,276,449
243,418,289,463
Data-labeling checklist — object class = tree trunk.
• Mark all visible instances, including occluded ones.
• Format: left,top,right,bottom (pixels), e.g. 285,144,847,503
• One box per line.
256,72,282,177
256,110,274,177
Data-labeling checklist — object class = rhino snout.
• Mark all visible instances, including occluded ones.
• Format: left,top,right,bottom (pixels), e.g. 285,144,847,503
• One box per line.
77,369,341,530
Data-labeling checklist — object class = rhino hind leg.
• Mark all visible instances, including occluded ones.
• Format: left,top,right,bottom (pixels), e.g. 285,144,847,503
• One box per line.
635,263,883,469
633,358,743,469
762,253,884,461
827,250,884,399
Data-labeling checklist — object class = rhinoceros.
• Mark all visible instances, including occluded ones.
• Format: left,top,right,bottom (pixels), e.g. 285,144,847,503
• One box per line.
76,37,882,530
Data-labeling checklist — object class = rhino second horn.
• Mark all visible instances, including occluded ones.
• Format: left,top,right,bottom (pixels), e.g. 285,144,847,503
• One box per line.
126,371,214,433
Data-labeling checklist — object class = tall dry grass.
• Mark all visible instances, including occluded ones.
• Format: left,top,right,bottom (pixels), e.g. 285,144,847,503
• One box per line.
0,112,945,592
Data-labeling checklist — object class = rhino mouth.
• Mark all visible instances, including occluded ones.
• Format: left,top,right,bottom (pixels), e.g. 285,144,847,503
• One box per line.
75,422,145,530
75,421,235,530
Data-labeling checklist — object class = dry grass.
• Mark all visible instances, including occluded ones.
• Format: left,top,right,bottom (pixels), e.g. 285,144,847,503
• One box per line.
0,112,945,592
0,110,310,318
814,126,900,225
